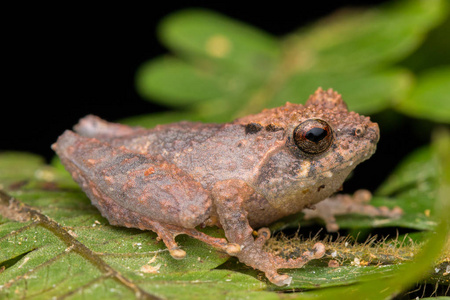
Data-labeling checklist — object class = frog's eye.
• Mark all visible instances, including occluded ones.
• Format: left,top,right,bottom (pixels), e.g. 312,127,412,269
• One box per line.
293,119,333,154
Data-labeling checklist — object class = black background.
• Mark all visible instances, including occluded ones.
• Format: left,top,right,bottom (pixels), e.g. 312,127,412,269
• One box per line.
5,0,426,192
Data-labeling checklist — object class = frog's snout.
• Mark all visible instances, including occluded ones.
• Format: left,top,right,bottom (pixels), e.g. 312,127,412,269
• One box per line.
367,122,380,144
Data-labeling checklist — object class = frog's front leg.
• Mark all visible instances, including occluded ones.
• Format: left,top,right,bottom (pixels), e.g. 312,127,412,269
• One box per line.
212,180,325,286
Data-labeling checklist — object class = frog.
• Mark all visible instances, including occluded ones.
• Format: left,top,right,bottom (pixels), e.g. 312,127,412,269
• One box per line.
52,88,400,286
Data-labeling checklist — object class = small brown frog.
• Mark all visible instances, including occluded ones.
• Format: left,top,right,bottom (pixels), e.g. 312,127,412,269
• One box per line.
52,88,398,286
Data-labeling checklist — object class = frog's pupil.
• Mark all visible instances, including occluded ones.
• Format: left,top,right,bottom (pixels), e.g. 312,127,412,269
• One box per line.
306,128,327,143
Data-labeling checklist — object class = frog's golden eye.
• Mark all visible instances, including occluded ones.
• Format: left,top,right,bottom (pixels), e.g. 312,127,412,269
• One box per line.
293,119,333,154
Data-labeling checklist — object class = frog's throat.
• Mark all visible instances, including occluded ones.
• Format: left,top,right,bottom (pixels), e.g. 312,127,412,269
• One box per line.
256,152,371,214
264,168,353,214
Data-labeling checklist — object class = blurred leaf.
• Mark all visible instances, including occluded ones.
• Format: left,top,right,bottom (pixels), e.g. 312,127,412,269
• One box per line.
0,152,44,185
285,0,448,73
395,66,450,123
400,16,450,72
275,265,400,290
136,271,271,300
158,9,281,74
376,146,436,196
136,0,447,124
136,57,230,107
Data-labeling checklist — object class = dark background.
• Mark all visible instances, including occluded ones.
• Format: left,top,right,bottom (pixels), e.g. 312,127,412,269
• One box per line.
5,0,426,192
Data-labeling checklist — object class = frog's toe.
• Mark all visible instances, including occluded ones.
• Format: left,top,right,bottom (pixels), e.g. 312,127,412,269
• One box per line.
254,227,271,248
169,248,187,260
312,242,326,258
257,227,271,240
271,274,292,286
225,243,241,256
272,241,325,269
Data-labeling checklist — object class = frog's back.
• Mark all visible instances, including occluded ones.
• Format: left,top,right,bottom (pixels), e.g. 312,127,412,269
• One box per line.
115,122,285,190
74,117,286,190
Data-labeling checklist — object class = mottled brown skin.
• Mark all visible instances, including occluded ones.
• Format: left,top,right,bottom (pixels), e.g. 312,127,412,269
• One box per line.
52,88,386,286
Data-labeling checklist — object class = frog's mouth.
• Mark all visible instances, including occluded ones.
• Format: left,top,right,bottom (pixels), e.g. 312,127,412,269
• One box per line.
302,133,379,181
319,146,376,179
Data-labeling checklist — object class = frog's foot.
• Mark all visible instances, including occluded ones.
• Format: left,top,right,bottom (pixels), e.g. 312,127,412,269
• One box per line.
234,239,325,286
136,220,240,259
149,221,187,259
303,189,403,232
231,229,325,286
272,242,326,268
108,212,235,260
212,179,325,286
252,228,325,267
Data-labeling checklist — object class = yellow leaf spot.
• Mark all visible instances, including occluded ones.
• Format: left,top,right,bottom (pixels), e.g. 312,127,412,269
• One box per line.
205,35,231,58
34,168,55,181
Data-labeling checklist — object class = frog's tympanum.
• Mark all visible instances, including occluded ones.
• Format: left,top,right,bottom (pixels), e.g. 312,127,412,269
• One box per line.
53,88,400,286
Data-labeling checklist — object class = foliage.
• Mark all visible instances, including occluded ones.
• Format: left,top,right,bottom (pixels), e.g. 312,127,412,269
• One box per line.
1,0,450,299
130,0,449,127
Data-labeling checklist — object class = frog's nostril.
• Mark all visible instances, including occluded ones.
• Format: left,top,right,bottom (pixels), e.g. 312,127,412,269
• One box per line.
352,126,365,137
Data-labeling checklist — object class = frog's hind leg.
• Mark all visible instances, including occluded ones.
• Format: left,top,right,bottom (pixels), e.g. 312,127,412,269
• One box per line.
163,225,241,256
121,215,240,259
142,220,188,260
136,219,236,260
53,130,225,259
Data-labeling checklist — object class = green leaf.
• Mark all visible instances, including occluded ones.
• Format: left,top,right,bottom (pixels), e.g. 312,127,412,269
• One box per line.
137,271,271,300
136,57,230,107
136,0,445,119
159,9,281,74
376,146,436,196
0,152,44,185
395,66,450,123
285,0,448,72
275,265,401,290
0,153,234,299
